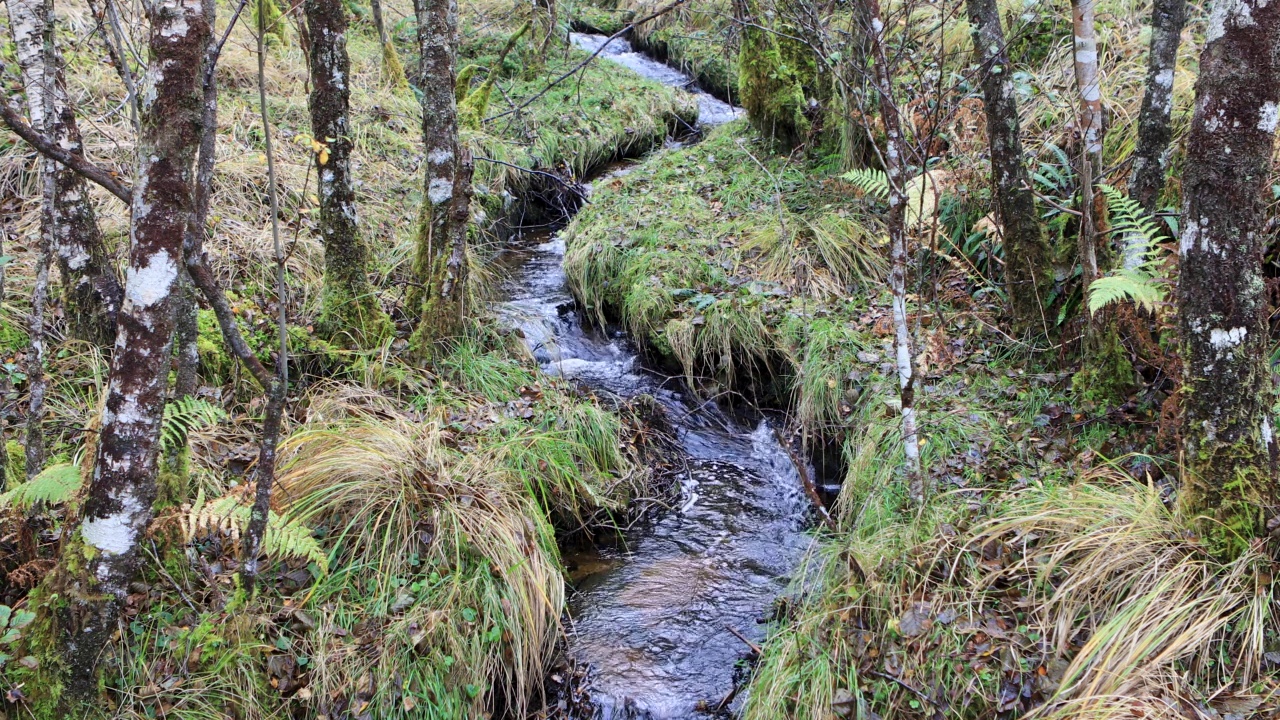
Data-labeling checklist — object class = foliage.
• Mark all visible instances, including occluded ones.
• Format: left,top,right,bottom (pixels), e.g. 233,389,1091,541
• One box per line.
160,396,227,453
0,604,38,668
0,463,81,510
1086,185,1168,316
183,488,330,575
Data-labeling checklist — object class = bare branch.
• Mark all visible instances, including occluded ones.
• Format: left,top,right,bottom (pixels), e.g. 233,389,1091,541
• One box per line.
0,96,133,204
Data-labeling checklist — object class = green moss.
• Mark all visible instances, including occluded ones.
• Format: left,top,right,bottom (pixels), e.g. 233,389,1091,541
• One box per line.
456,64,482,101
252,0,287,46
1071,322,1135,410
737,0,810,148
195,309,234,384
381,41,408,90
316,284,394,349
5,439,23,488
0,315,28,357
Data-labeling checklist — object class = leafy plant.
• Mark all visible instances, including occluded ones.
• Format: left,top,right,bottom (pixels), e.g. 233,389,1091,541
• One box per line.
842,167,889,199
0,604,37,667
183,489,329,575
841,168,946,226
0,463,81,510
1087,185,1167,316
161,396,227,453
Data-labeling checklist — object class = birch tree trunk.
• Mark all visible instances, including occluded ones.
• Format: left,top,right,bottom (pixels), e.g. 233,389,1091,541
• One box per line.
864,0,923,500
967,0,1053,333
1123,0,1185,273
1177,0,1280,555
8,0,123,347
48,0,209,707
306,0,391,346
409,0,473,349
1070,0,1103,288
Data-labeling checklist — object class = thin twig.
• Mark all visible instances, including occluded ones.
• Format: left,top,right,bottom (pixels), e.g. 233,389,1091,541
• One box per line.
724,624,762,655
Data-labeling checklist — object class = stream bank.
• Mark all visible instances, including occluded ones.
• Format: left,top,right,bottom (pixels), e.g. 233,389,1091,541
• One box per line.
497,34,820,719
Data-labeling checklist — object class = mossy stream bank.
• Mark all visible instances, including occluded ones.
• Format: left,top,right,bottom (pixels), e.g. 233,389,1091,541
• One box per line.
496,34,819,718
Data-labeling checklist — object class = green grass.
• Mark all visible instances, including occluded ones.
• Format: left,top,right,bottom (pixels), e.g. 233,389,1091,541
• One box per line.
564,120,886,429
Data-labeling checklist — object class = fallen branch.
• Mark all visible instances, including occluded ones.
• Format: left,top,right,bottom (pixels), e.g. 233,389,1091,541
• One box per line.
484,0,689,122
474,155,587,198
724,624,762,655
771,426,836,531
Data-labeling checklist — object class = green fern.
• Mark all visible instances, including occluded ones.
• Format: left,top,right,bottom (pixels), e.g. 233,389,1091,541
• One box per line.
162,396,226,453
1087,270,1165,316
1087,185,1168,316
0,463,82,509
842,168,889,199
185,489,329,575
1099,183,1163,265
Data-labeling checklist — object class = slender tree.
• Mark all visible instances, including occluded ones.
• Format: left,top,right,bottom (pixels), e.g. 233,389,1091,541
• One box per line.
862,0,923,499
306,0,391,346
46,0,209,707
7,0,123,347
370,0,408,88
967,0,1053,332
409,0,474,348
1177,0,1280,554
1070,0,1104,288
1125,0,1186,238
532,0,556,64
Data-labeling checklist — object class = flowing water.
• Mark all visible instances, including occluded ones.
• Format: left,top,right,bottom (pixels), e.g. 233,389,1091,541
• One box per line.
497,36,811,719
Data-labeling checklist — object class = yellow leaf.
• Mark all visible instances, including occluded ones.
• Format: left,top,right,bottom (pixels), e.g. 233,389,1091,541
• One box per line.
318,148,330,166
257,153,267,164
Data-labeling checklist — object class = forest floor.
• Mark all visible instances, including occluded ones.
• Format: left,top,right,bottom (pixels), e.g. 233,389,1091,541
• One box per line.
0,0,1275,717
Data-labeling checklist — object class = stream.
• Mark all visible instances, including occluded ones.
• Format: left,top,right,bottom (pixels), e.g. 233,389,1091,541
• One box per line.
497,35,812,719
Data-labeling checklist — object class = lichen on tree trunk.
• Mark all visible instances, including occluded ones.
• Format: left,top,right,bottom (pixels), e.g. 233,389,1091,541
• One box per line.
966,0,1053,333
31,0,210,711
8,0,123,348
409,0,473,350
306,0,392,347
1126,0,1186,222
1177,0,1280,556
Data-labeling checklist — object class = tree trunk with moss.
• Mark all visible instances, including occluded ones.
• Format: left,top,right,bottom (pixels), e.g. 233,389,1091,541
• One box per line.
734,0,809,149
532,0,556,64
967,0,1053,333
1127,0,1185,221
370,0,408,88
409,0,473,348
306,0,391,346
8,0,123,348
1177,0,1280,555
40,0,208,710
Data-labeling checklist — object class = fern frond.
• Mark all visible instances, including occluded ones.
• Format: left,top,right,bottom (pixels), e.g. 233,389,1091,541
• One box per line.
162,396,227,452
842,168,889,199
184,489,328,574
1088,269,1166,316
1100,184,1164,267
0,463,82,510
